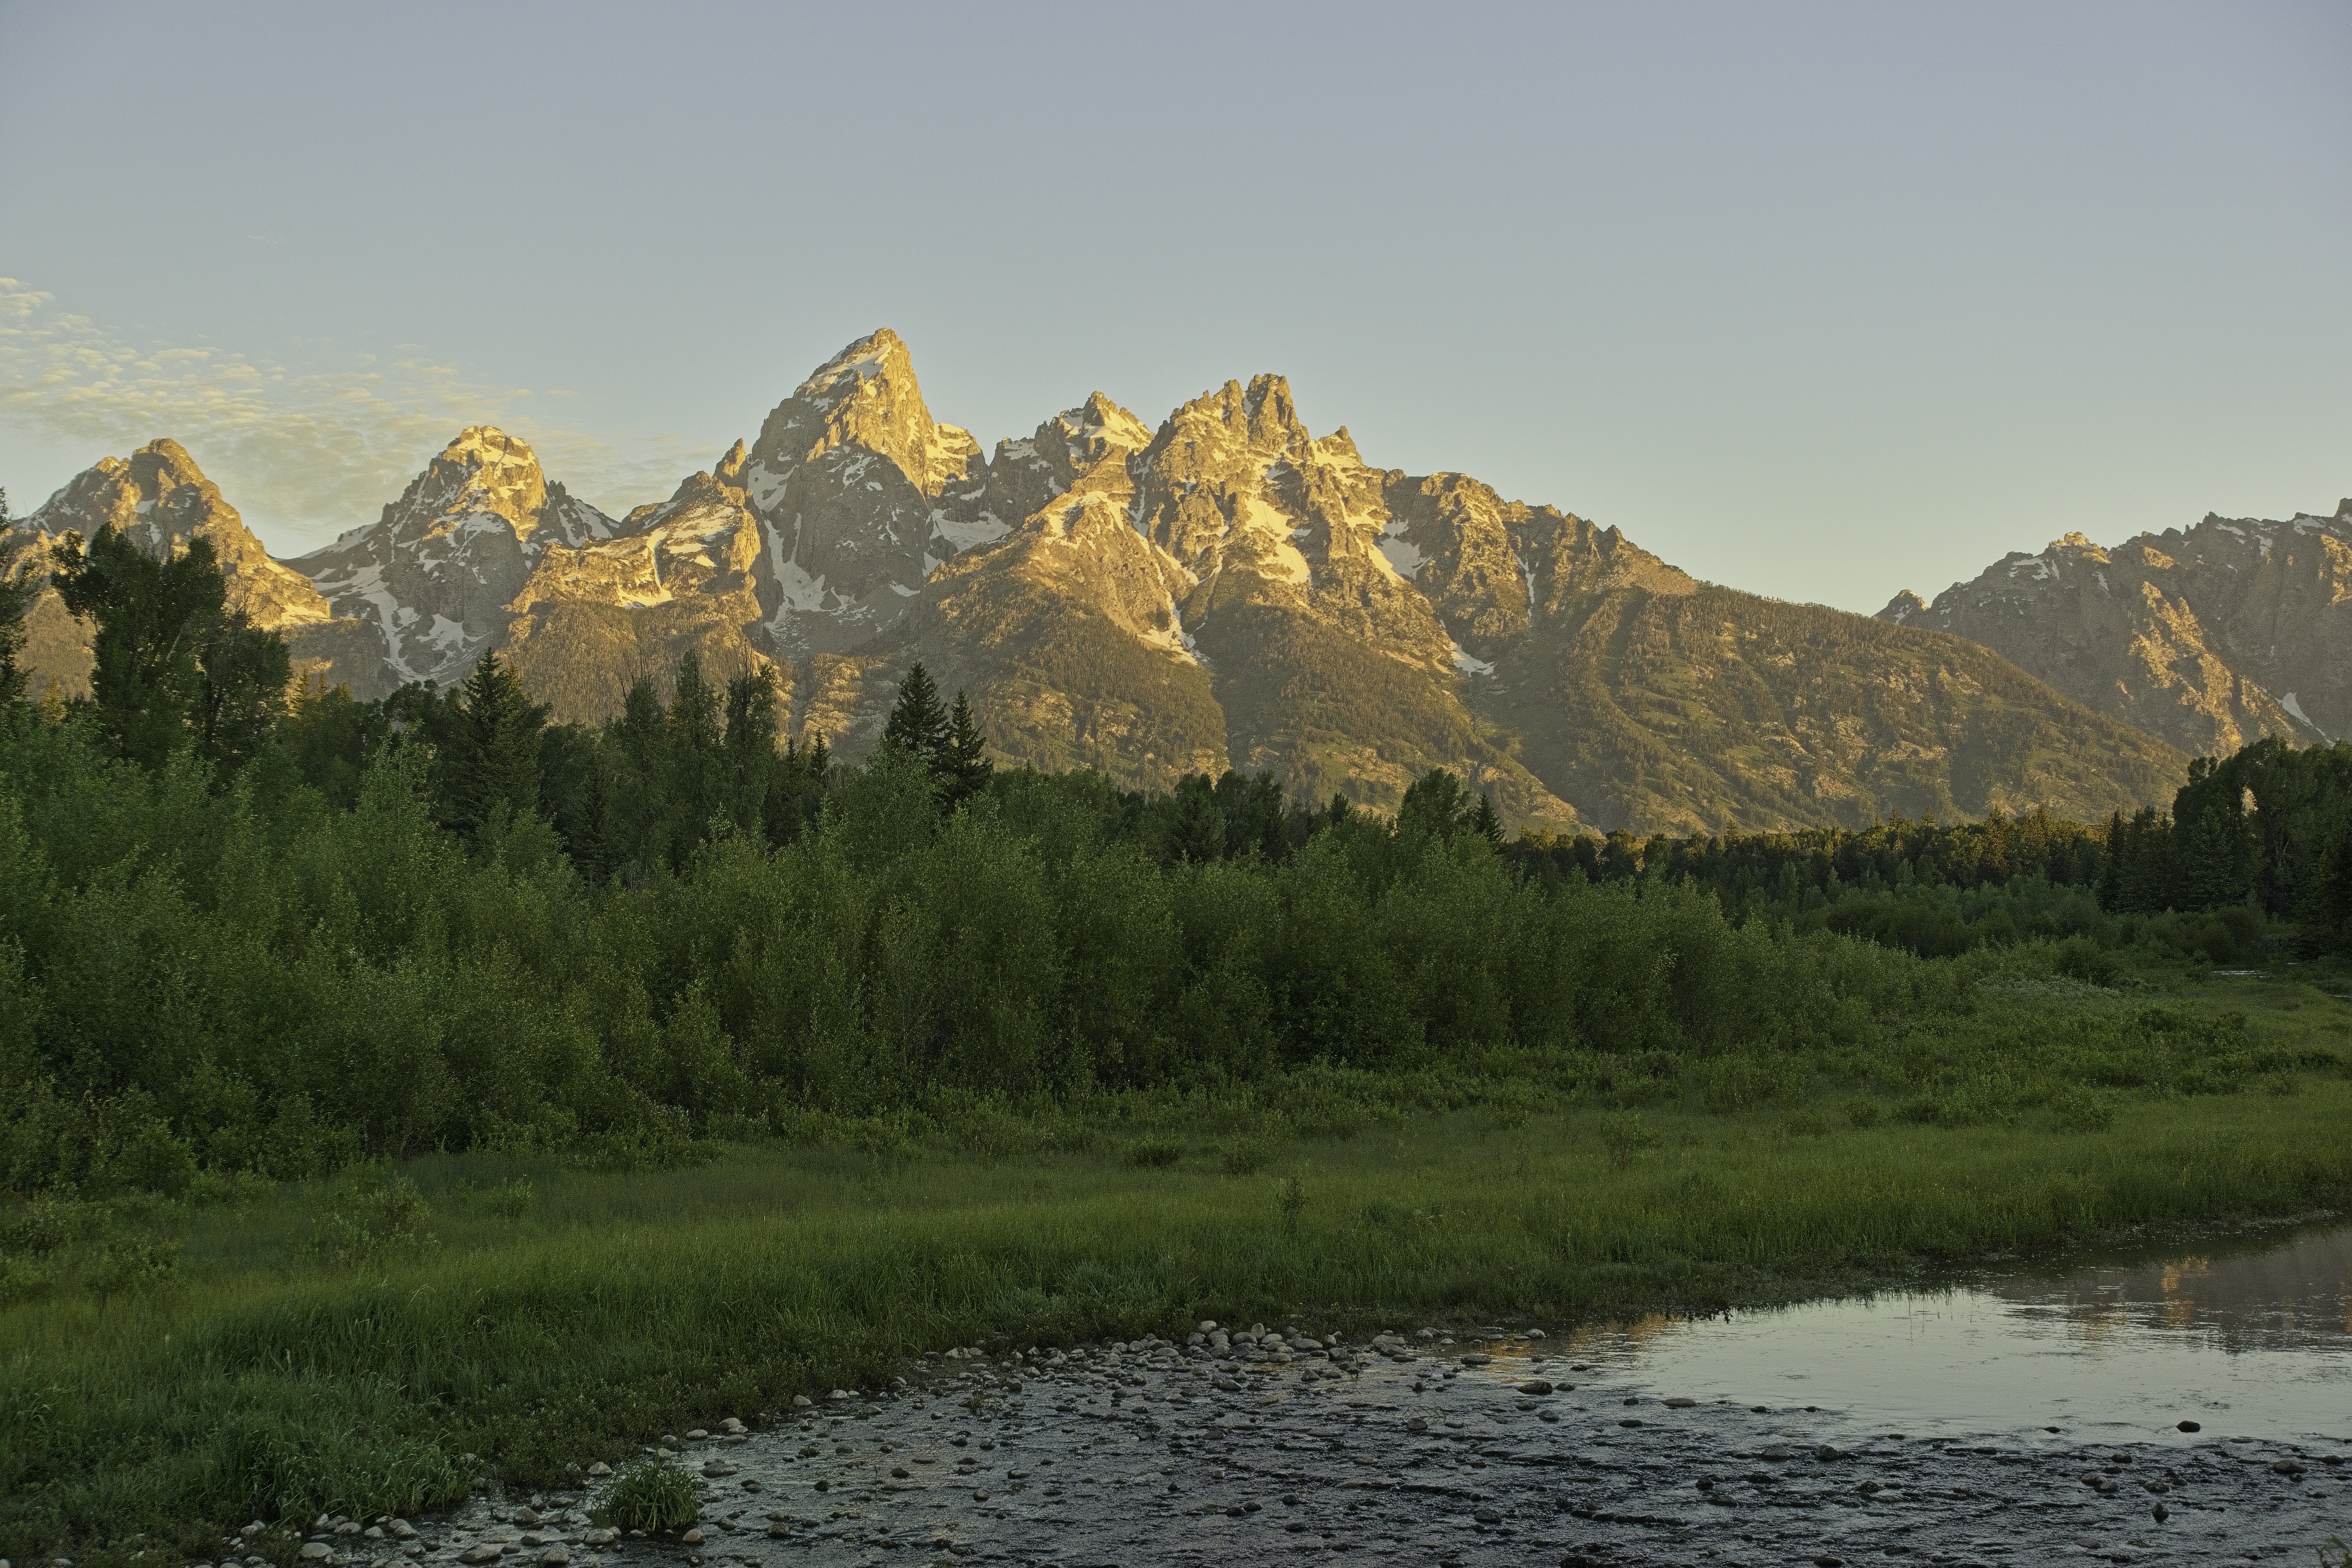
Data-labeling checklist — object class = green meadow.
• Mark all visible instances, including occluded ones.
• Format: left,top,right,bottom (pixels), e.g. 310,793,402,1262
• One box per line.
4,964,2347,1560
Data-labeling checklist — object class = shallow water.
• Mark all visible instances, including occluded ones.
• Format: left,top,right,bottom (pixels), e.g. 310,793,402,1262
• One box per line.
392,1222,2352,1568
1551,1221,2352,1444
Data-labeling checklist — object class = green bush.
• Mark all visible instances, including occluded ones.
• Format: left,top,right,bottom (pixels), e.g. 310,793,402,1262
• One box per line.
2053,936,2121,987
1844,1097,1884,1129
1122,1137,1184,1168
1220,1138,1273,1175
485,1178,535,1219
311,1171,436,1267
2047,1087,2117,1132
592,1459,701,1529
1601,1110,1661,1168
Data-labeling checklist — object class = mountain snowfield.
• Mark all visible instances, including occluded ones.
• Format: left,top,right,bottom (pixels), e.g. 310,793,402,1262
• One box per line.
5,330,2209,832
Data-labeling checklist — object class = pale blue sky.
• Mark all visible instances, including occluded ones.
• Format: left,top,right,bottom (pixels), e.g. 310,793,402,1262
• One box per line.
3,1,2346,611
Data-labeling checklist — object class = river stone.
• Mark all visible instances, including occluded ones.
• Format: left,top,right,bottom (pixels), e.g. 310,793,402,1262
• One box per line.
299,1550,330,1564
1461,1354,1492,1366
1519,1380,1553,1396
458,1550,498,1566
2178,1420,2201,1432
1663,1397,1697,1408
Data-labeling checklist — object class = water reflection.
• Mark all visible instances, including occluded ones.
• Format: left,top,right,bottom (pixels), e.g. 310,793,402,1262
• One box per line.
1548,1222,2352,1443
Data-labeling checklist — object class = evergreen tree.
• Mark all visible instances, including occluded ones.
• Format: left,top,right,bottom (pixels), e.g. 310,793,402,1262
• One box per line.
1470,789,1504,845
940,690,994,806
882,661,949,761
439,652,548,839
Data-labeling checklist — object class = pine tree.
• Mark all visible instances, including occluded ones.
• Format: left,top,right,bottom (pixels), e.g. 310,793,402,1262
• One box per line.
1470,789,1504,845
882,661,950,762
941,690,993,806
441,651,548,839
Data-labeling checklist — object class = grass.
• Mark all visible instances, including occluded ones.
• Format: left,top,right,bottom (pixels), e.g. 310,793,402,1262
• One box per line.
4,965,2350,1558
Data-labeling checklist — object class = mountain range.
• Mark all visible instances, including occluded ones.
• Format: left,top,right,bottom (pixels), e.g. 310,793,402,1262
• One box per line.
4,330,2230,833
1880,502,2352,758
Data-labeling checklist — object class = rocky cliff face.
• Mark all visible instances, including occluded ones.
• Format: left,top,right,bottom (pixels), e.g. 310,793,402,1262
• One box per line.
1879,503,2352,757
8,332,2201,831
0,438,330,699
288,425,617,695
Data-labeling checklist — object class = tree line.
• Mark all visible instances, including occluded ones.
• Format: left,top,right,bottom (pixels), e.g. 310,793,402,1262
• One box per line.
0,513,2338,1197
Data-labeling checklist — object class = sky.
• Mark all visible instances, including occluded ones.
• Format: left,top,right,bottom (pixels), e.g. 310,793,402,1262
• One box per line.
2,1,2346,612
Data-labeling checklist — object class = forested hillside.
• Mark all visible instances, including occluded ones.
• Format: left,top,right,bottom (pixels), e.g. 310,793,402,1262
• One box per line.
0,515,2342,1198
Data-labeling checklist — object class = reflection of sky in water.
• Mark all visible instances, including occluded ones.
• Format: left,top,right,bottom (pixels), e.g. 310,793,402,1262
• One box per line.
1536,1225,2352,1445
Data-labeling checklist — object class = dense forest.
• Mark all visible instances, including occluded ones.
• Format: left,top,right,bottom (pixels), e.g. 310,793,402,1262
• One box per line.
2,515,2349,1198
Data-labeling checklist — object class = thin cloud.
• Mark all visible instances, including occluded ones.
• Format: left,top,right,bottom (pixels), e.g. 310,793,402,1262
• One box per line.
0,279,703,548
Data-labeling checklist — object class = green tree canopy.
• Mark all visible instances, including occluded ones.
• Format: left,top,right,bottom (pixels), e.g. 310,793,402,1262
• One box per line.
48,524,290,774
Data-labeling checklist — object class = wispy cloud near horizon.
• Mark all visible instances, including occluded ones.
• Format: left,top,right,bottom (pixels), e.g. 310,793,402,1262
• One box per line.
0,279,706,550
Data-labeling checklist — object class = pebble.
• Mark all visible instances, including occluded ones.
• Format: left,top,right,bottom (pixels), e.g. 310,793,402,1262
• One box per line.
383,1324,2346,1567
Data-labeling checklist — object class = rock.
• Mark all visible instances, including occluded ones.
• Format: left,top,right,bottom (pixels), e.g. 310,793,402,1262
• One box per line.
2272,1459,2306,1476
1473,1508,1503,1524
793,1395,813,1408
459,1550,499,1566
537,1552,567,1568
299,1549,331,1564
1662,1397,1697,1408
583,1532,617,1548
1526,1329,1546,1339
702,1459,737,1477
1461,1354,1492,1366
2178,1420,2201,1433
512,1510,540,1528
680,1530,704,1546
1519,1380,1553,1396
2152,1503,2169,1522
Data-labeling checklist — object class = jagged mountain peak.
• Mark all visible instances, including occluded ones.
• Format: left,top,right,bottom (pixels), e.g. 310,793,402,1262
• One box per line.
744,328,978,506
714,439,750,490
1880,588,1929,624
0,436,331,700
393,425,549,542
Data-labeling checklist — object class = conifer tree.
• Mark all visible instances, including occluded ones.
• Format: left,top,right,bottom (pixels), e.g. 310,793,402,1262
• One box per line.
1471,789,1504,845
941,690,993,806
440,651,548,838
882,661,950,761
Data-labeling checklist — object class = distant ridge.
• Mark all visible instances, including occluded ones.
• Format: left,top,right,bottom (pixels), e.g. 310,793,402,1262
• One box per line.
4,332,2189,831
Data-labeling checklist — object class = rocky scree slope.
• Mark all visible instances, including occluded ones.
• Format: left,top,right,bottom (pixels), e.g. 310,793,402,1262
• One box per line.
7,332,2189,831
1880,500,2352,759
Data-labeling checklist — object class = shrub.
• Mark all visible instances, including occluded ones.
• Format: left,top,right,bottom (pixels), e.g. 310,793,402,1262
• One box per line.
1844,1097,1884,1129
1278,1175,1306,1232
1123,1137,1184,1168
1220,1138,1272,1175
592,1458,701,1529
2053,936,2120,987
1601,1111,1660,1168
2047,1086,2116,1133
485,1178,535,1219
1782,1108,1835,1138
312,1170,437,1266
85,1234,180,1301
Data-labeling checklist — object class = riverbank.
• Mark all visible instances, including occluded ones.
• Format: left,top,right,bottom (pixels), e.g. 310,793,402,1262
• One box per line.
4,971,2350,1559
